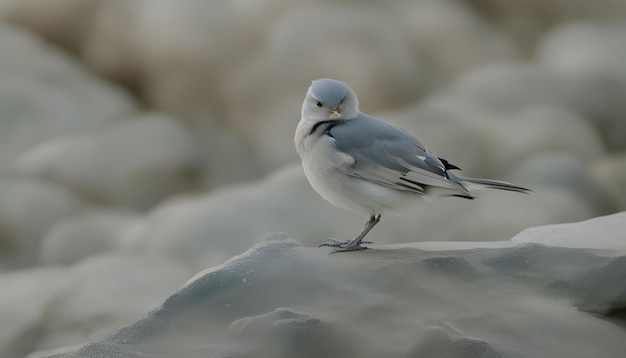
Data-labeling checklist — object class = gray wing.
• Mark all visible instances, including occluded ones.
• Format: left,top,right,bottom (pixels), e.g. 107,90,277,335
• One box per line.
328,113,470,197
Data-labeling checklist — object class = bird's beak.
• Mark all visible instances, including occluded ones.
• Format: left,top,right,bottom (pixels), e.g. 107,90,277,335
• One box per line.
328,107,342,119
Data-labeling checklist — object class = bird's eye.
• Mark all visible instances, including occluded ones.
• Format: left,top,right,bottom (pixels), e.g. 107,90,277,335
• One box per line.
340,98,345,104
315,101,323,107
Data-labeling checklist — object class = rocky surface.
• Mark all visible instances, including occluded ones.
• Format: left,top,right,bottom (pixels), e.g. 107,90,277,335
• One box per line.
28,213,626,358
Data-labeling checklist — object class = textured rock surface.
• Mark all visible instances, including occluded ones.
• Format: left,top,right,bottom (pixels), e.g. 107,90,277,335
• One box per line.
29,214,626,357
38,210,138,266
0,179,84,268
17,114,202,210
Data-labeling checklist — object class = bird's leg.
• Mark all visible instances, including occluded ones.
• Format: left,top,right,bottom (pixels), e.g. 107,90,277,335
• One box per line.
319,214,381,252
345,214,380,249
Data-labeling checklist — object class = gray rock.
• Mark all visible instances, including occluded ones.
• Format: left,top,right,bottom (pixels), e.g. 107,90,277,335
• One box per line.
119,163,597,270
387,100,605,178
229,308,347,358
18,114,202,210
409,327,516,358
512,211,626,252
29,219,626,357
537,22,626,150
34,254,192,353
118,165,346,269
507,152,620,214
0,24,137,173
590,154,626,211
0,0,103,51
394,0,520,91
0,178,83,268
39,210,138,266
0,267,67,358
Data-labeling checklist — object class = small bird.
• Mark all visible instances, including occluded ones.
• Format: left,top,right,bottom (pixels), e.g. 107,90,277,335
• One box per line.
295,78,530,252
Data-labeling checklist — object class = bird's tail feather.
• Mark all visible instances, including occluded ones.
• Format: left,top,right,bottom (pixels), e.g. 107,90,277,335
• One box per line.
457,176,531,194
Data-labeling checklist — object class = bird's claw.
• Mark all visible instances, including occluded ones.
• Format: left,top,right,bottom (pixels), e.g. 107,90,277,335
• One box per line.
319,238,372,252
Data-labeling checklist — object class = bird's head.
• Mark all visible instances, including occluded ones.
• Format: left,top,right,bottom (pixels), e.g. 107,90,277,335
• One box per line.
301,78,359,122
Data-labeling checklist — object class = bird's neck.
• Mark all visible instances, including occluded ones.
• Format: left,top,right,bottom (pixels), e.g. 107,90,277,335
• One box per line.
295,117,349,158
294,117,315,158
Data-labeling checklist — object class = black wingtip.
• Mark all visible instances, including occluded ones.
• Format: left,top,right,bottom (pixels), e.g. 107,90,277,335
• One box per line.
452,194,475,200
488,186,532,194
439,157,462,171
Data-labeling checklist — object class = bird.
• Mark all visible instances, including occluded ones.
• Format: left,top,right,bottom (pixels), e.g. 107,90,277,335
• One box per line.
294,78,530,252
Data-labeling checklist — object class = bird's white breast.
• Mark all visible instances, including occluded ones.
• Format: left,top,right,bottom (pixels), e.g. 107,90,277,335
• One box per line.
298,122,415,216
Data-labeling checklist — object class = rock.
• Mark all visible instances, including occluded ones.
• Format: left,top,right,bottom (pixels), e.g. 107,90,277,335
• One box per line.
537,22,626,150
17,114,202,210
82,0,284,113
464,0,626,48
511,211,626,252
196,126,260,188
229,308,346,358
0,178,84,268
394,0,520,90
386,100,605,178
483,106,605,174
440,64,574,113
0,23,137,173
409,327,514,358
35,254,192,353
39,210,139,266
0,0,103,52
438,61,626,152
29,229,626,358
372,187,594,245
537,22,626,80
0,267,67,358
119,162,597,271
590,154,626,211
507,152,619,214
119,165,347,269
81,1,268,181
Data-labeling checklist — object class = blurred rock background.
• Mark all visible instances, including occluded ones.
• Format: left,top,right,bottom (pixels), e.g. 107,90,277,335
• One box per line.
0,0,625,357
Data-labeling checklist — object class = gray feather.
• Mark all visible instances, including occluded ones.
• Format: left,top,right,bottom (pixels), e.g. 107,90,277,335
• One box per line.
451,174,531,194
328,113,470,196
310,79,349,109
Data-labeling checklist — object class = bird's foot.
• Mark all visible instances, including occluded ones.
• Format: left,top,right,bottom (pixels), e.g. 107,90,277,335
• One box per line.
319,238,372,252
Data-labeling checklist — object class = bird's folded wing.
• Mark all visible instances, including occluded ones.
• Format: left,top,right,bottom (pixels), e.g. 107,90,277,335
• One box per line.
344,139,467,195
328,115,468,195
